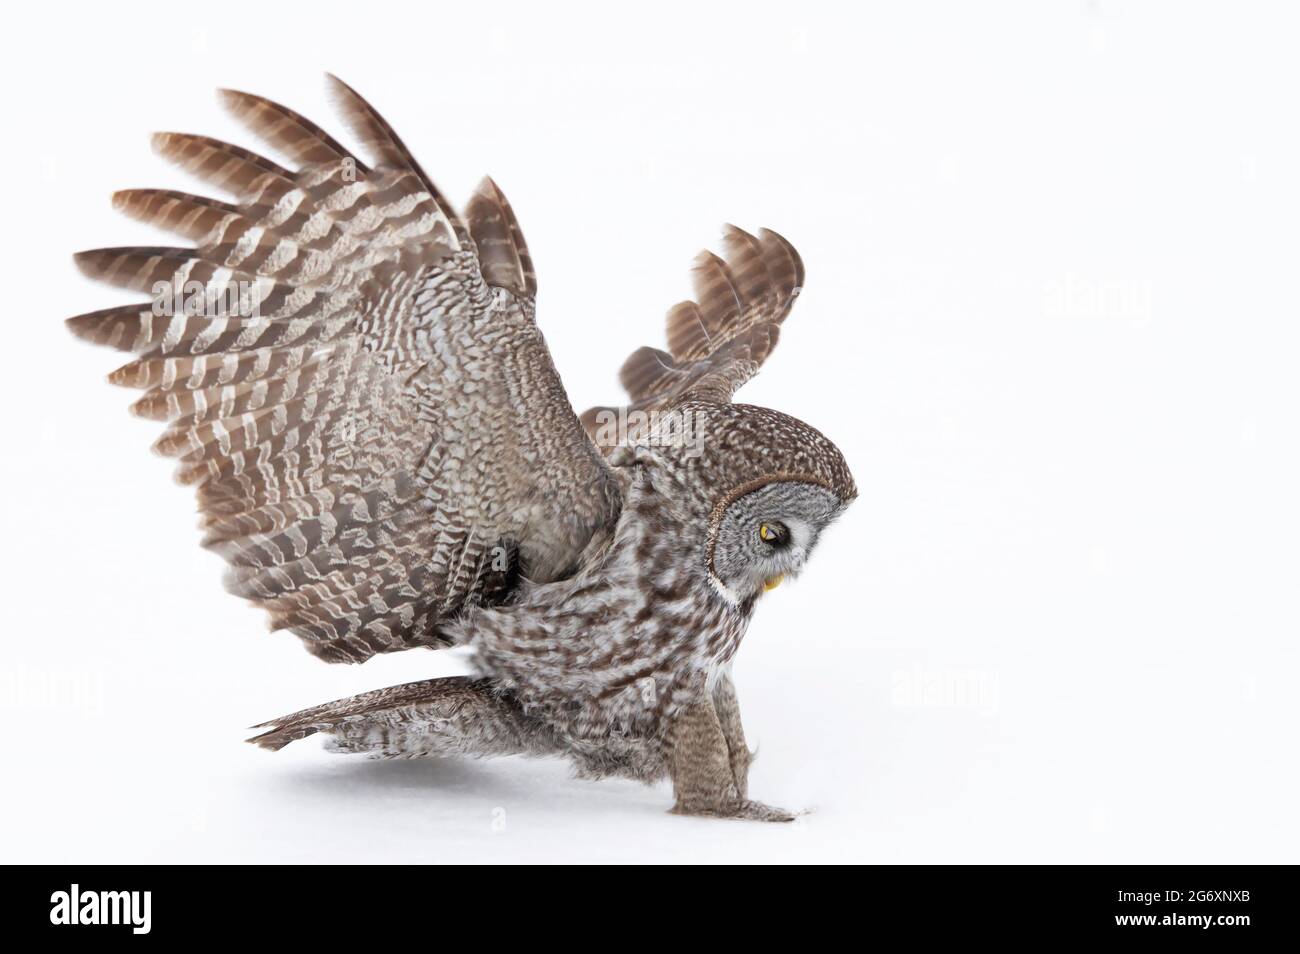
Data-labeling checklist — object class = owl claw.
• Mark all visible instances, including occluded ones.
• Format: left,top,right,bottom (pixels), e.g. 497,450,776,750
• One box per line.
733,799,800,822
671,798,802,822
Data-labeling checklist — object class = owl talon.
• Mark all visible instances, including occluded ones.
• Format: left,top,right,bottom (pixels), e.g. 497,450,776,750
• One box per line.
732,799,800,822
671,798,800,822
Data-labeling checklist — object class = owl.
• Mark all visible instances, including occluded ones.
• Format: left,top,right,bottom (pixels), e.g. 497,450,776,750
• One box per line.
68,76,856,821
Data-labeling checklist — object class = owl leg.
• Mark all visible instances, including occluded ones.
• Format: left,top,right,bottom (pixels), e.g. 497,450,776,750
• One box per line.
711,672,755,799
668,687,795,822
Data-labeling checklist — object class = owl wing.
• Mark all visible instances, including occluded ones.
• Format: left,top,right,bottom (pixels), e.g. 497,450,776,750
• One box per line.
69,76,621,664
580,225,803,446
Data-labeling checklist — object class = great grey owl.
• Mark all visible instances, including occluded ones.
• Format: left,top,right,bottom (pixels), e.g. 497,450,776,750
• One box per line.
68,76,856,821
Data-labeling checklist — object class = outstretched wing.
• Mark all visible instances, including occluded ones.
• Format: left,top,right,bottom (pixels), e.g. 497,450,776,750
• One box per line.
580,225,803,446
69,76,621,663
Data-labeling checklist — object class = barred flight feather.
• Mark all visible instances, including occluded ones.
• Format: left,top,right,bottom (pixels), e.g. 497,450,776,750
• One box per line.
69,75,620,663
580,225,803,445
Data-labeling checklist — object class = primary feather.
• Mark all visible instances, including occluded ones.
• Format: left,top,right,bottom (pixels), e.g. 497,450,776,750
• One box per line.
69,76,620,663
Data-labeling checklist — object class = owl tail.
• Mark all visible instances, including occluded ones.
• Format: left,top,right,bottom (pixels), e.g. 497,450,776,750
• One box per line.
246,676,562,760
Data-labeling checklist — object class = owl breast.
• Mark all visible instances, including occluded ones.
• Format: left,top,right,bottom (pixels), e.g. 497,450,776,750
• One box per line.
455,471,754,751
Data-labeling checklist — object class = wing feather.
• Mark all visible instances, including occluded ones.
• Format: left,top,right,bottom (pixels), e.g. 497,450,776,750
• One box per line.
582,225,803,446
465,176,536,298
70,77,620,664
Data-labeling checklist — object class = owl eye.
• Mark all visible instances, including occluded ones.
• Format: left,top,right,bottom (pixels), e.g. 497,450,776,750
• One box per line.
758,522,788,546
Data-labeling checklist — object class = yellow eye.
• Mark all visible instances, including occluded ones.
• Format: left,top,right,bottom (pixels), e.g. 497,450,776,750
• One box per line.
759,523,776,542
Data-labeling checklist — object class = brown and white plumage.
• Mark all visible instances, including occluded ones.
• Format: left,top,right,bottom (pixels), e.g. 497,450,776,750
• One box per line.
70,76,619,664
70,76,856,820
580,225,803,444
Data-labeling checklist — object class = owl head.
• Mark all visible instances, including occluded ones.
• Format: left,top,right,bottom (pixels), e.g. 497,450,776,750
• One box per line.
708,477,850,603
670,403,857,606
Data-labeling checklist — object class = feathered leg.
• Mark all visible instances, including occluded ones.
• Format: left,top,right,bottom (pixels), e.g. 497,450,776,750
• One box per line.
668,680,795,822
712,672,755,800
247,676,562,760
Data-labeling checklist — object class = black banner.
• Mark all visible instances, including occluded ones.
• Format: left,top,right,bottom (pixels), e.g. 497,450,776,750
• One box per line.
6,866,1291,941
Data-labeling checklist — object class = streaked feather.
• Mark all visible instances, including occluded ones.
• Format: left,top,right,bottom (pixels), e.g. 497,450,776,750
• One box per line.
583,225,803,446
69,76,620,663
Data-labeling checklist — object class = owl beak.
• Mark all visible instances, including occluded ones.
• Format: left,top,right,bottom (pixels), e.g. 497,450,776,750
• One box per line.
763,574,784,592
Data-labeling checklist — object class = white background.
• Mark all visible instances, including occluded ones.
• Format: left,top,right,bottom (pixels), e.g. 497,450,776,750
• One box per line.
1,0,1296,863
